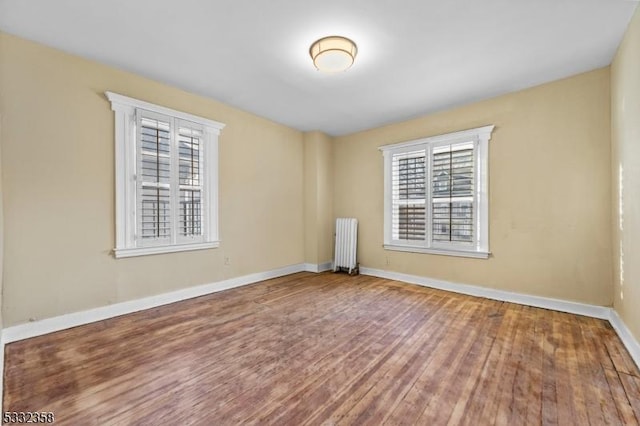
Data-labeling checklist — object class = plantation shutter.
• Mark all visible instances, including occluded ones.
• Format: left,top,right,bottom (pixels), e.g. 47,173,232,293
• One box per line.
380,125,492,257
138,114,172,244
108,91,224,258
391,149,426,242
431,142,475,243
177,124,204,240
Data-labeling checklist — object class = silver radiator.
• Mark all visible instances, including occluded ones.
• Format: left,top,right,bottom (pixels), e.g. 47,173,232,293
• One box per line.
334,218,358,274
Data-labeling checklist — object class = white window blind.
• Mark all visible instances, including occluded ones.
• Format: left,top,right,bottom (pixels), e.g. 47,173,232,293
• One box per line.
431,142,474,244
107,92,224,258
381,125,493,259
138,115,172,244
135,111,207,248
177,125,203,239
391,149,426,242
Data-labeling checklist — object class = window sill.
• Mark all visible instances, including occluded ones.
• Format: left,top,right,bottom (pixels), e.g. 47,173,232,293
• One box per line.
383,244,490,259
114,241,220,258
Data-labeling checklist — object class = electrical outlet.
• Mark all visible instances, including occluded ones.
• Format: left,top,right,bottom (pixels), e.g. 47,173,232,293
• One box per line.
385,256,390,266
224,257,231,266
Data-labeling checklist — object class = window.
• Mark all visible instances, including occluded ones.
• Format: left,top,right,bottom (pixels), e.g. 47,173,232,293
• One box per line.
380,125,494,259
107,92,225,258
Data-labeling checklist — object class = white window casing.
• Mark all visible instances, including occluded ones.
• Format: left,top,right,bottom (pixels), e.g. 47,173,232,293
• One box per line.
106,92,225,258
380,125,494,259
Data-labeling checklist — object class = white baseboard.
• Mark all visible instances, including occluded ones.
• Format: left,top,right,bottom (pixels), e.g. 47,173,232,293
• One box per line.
360,266,640,370
304,262,333,273
609,310,640,370
2,264,639,378
2,263,306,344
360,267,610,319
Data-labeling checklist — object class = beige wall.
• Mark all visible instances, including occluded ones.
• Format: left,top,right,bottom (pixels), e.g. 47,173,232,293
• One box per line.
0,114,4,328
0,94,4,391
612,8,640,341
0,33,305,326
0,30,623,327
303,131,334,265
334,68,612,305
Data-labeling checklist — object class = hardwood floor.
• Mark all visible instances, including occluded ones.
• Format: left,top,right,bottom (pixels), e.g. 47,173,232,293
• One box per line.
4,272,640,425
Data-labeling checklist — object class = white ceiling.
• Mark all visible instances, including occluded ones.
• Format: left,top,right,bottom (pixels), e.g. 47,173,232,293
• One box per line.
0,0,637,136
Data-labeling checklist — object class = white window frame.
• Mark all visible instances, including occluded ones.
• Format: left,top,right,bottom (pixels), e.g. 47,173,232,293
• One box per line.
380,125,494,259
107,92,225,258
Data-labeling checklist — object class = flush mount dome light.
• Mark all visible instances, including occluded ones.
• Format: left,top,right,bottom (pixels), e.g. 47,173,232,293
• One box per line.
309,36,358,72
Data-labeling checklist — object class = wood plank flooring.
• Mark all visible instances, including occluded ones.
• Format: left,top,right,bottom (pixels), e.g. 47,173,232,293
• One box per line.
4,272,640,425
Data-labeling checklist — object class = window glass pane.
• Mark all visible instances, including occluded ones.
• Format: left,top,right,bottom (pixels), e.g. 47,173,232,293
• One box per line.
140,117,171,185
451,201,474,242
392,150,426,241
431,142,474,243
432,200,473,242
138,116,172,241
397,204,425,241
140,186,171,239
178,126,203,237
179,189,202,237
178,127,201,186
397,155,425,199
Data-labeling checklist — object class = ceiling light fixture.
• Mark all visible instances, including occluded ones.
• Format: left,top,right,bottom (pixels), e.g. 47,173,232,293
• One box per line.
309,36,358,73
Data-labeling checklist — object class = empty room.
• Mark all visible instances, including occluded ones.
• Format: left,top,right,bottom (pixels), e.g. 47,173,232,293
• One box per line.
0,0,639,424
